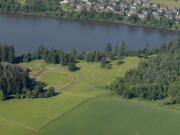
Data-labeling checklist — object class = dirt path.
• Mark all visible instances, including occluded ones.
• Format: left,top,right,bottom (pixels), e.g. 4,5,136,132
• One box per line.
0,61,76,134
35,61,46,81
34,63,76,92
56,71,75,92
0,116,38,133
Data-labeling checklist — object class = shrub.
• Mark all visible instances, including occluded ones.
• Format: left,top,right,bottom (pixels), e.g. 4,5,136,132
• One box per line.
68,62,77,72
44,87,55,98
117,58,124,65
106,63,112,70
0,90,5,101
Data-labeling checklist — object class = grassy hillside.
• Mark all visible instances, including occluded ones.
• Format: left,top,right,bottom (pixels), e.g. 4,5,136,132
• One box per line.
37,95,180,135
0,57,140,135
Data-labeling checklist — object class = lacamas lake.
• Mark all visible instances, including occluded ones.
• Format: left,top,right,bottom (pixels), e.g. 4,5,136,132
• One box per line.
0,14,180,55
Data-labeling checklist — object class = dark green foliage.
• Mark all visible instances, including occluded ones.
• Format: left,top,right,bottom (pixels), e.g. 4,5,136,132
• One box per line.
100,57,107,68
168,82,180,104
68,62,78,72
128,14,140,23
35,45,78,71
110,38,180,104
105,63,112,70
0,44,15,63
0,63,55,100
118,41,127,57
116,58,124,65
22,53,31,62
44,87,55,98
0,63,32,99
0,90,5,100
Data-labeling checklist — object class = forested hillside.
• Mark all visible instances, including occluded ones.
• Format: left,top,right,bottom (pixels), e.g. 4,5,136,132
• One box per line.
110,38,180,104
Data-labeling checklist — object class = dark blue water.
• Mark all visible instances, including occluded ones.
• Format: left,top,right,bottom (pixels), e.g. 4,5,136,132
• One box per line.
0,14,179,55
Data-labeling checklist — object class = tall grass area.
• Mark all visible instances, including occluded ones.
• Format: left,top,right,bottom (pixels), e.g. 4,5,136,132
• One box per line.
0,57,139,135
37,95,180,135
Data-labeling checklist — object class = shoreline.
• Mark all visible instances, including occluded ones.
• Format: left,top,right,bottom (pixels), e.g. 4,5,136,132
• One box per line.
3,12,180,33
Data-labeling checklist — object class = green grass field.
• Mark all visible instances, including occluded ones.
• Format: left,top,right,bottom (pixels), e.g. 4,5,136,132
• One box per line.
20,60,42,77
37,95,180,135
0,57,140,135
40,72,71,86
143,0,180,7
1,57,180,135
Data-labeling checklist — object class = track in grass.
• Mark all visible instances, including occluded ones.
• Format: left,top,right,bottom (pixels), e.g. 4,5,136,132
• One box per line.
0,57,141,135
36,95,180,135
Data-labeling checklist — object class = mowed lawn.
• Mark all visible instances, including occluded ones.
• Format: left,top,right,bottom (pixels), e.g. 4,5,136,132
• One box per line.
37,95,180,135
0,57,140,135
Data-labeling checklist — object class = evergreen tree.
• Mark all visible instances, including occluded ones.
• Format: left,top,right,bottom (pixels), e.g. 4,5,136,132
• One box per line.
68,61,77,71
101,57,107,68
118,40,127,57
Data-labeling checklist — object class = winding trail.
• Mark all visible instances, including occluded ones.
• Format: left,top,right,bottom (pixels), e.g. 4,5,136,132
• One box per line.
0,61,76,134
1,61,104,135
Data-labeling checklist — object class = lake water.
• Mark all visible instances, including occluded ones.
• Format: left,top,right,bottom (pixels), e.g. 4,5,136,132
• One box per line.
0,14,180,55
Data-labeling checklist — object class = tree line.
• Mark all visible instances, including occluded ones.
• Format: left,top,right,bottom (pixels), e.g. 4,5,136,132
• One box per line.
110,38,180,104
0,40,159,71
0,63,55,100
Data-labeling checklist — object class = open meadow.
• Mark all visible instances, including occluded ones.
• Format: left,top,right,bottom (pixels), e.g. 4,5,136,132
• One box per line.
37,95,180,135
0,57,140,135
1,57,180,135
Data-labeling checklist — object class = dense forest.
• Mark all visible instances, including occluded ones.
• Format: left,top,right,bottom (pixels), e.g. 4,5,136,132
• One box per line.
0,62,55,101
0,44,15,63
0,0,179,30
110,38,180,104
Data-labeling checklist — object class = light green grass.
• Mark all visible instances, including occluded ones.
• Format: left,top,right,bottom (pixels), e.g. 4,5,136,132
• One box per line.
40,72,71,86
143,0,180,7
16,0,26,5
37,95,180,135
20,60,41,69
19,60,42,77
0,57,140,135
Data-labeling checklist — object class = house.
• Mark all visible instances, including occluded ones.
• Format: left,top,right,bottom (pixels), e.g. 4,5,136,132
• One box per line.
168,5,176,12
60,0,70,4
128,9,136,16
107,6,114,11
120,3,127,8
152,4,158,8
142,2,150,8
142,10,148,16
95,5,104,11
76,4,85,11
131,6,136,10
138,14,145,19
